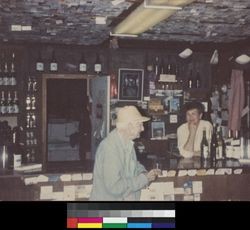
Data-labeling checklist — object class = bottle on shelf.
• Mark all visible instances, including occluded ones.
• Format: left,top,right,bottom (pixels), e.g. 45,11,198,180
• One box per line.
10,52,17,86
6,91,13,114
216,126,225,160
50,50,58,72
12,126,22,168
13,91,19,114
154,56,160,79
195,70,201,88
3,62,8,86
0,91,6,114
0,59,3,86
79,52,87,73
36,51,44,72
187,69,193,89
160,57,165,75
94,53,102,74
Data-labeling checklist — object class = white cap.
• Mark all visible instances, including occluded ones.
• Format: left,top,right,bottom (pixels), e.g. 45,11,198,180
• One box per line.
116,106,150,125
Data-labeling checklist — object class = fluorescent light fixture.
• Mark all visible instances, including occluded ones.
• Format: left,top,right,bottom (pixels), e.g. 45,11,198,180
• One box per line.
95,16,107,25
235,54,250,64
210,49,218,64
144,0,182,10
21,25,32,31
110,32,138,37
112,0,195,35
111,0,125,6
11,25,22,31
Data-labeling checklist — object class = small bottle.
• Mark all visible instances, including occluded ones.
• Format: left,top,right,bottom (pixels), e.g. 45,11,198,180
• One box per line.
154,56,160,78
13,91,19,114
50,50,58,72
3,62,8,86
188,70,193,88
0,91,6,114
36,51,44,72
94,53,102,74
195,70,201,88
79,52,87,73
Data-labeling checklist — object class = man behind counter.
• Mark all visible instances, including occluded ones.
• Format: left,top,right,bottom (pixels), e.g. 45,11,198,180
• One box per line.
177,101,213,158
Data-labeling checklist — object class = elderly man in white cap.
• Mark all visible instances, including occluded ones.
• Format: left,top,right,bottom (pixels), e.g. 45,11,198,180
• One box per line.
90,105,160,200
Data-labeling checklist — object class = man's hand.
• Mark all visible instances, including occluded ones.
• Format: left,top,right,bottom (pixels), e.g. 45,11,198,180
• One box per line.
146,169,161,182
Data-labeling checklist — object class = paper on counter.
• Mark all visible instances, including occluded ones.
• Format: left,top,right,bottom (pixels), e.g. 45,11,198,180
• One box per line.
206,169,215,175
167,170,176,177
174,187,184,195
196,169,207,176
24,177,38,185
60,174,72,181
82,184,93,199
82,173,93,180
215,168,225,175
52,192,64,201
37,175,49,182
187,169,197,176
140,188,164,201
234,168,243,174
162,182,174,195
40,186,53,200
183,195,194,201
224,168,232,175
63,185,76,201
72,173,83,181
192,181,203,194
194,194,201,201
75,185,86,199
178,170,188,177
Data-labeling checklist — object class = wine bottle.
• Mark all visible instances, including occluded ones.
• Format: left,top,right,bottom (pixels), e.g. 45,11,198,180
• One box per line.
6,91,13,114
217,126,225,159
94,53,102,74
210,124,218,165
12,126,22,169
50,50,58,72
79,52,87,73
36,51,44,72
200,128,209,161
10,52,17,86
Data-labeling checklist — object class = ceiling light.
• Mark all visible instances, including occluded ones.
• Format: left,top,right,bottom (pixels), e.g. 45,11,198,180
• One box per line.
235,54,250,65
210,50,218,64
144,0,182,10
112,0,195,35
110,32,138,37
111,0,125,6
179,48,193,59
11,25,22,31
95,16,107,25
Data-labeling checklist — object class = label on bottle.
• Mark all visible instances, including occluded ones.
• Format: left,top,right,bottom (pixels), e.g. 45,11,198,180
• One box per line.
202,146,209,159
14,154,21,169
36,62,44,71
11,76,16,86
50,62,58,71
79,63,87,72
94,64,101,73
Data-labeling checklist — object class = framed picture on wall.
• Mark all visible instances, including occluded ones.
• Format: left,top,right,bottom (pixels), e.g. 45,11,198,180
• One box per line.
151,121,165,139
118,68,144,101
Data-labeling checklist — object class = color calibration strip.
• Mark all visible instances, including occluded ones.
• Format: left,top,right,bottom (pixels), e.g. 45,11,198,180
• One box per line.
67,211,175,229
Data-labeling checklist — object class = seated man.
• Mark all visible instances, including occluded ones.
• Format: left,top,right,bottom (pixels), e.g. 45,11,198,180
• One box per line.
177,101,212,158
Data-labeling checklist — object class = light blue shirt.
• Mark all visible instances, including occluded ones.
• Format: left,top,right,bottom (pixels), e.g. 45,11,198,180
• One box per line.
90,129,148,200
